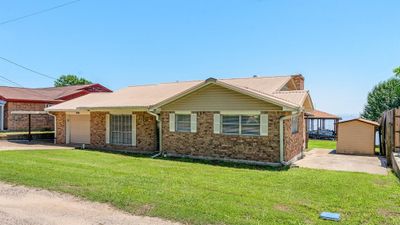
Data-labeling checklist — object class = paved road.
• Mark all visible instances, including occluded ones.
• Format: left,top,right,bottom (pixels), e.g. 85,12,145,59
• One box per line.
294,149,388,175
0,182,180,225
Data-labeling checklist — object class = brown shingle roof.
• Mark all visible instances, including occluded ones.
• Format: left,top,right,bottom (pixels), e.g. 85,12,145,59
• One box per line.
47,75,313,111
306,110,341,119
0,84,107,102
338,118,379,126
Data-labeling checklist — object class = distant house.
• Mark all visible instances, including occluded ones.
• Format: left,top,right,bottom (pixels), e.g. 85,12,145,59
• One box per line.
0,84,111,131
46,75,314,165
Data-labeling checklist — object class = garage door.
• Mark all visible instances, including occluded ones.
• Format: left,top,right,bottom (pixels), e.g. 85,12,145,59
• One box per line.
69,115,90,144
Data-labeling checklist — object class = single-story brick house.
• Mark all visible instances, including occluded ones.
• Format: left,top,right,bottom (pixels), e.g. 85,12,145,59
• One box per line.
46,75,314,165
0,84,111,131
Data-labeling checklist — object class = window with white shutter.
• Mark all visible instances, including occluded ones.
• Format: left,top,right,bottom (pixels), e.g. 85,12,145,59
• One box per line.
220,114,263,136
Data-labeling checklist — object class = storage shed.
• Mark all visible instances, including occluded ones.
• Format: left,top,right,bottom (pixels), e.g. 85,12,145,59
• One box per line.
337,118,379,155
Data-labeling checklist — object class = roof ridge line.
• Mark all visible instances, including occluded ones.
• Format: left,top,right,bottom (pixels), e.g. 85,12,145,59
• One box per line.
127,75,296,87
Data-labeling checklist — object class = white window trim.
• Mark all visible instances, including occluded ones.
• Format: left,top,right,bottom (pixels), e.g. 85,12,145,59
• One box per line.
108,114,136,146
0,103,4,131
220,114,262,136
105,114,110,144
219,110,261,115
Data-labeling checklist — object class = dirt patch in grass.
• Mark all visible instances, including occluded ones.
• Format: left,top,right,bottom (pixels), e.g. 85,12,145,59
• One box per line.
273,204,291,212
134,204,155,215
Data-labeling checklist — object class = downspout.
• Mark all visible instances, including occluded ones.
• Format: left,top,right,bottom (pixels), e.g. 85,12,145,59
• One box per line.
147,110,162,158
279,111,301,165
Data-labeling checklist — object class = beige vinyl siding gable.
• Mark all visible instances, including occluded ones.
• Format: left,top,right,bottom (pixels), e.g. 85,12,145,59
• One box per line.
161,84,282,111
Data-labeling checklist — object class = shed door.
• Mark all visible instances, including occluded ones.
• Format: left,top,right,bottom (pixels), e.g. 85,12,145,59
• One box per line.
69,115,90,144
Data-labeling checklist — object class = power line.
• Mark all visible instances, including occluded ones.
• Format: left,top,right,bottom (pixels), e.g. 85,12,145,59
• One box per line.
0,56,56,80
0,0,81,26
0,74,24,87
0,73,58,100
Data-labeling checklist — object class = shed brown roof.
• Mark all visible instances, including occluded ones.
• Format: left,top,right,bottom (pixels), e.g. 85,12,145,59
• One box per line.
338,118,380,126
305,109,341,119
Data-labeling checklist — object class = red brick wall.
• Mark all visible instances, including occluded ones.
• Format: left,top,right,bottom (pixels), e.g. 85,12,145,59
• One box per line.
89,111,157,153
5,102,54,131
161,111,287,163
284,112,305,161
53,112,66,144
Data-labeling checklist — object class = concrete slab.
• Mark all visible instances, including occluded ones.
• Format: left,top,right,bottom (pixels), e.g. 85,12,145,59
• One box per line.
0,140,73,151
294,149,388,175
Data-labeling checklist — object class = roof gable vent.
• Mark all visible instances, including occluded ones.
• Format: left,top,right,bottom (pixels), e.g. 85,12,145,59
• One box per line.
205,77,217,83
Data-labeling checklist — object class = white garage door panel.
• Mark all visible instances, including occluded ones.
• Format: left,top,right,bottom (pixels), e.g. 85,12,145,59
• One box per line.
70,115,90,144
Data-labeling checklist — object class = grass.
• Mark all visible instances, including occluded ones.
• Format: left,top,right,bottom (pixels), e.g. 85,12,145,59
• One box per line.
0,150,399,225
308,140,382,154
307,139,337,150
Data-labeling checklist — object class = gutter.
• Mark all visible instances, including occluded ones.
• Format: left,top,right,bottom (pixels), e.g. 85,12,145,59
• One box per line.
279,111,301,165
147,110,163,158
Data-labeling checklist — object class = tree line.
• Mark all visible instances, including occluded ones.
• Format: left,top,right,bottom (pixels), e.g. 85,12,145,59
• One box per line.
362,66,400,121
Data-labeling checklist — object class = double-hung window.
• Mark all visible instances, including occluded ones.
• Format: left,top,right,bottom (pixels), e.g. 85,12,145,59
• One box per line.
221,115,260,136
176,114,191,132
291,116,299,134
110,114,132,145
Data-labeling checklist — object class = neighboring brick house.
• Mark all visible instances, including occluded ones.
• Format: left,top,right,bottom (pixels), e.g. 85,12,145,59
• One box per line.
0,84,112,131
46,75,314,165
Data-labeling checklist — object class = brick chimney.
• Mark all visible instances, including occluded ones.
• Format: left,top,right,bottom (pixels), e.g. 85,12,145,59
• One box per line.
291,74,304,90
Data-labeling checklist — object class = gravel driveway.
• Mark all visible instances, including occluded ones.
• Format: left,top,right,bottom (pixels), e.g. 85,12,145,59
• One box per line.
0,182,181,225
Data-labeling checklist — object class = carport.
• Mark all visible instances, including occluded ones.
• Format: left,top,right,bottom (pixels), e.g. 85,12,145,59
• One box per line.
10,111,52,141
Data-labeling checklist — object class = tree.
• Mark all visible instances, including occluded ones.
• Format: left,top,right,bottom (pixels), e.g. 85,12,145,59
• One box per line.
54,74,92,87
394,66,400,77
362,68,400,121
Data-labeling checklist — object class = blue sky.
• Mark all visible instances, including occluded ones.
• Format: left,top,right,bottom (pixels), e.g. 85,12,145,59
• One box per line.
0,0,399,115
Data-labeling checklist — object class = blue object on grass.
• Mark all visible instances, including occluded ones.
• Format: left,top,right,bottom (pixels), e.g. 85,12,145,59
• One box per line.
320,212,340,221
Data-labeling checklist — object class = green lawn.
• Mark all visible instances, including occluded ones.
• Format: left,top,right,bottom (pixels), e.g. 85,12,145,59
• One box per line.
0,150,399,225
307,139,336,150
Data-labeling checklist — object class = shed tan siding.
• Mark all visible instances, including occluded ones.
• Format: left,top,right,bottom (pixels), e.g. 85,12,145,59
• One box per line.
337,121,376,155
161,84,282,111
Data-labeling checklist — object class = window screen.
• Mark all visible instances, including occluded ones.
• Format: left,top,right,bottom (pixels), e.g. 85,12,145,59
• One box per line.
241,115,260,135
222,115,240,135
221,115,261,136
110,115,132,145
292,116,299,134
176,114,191,132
